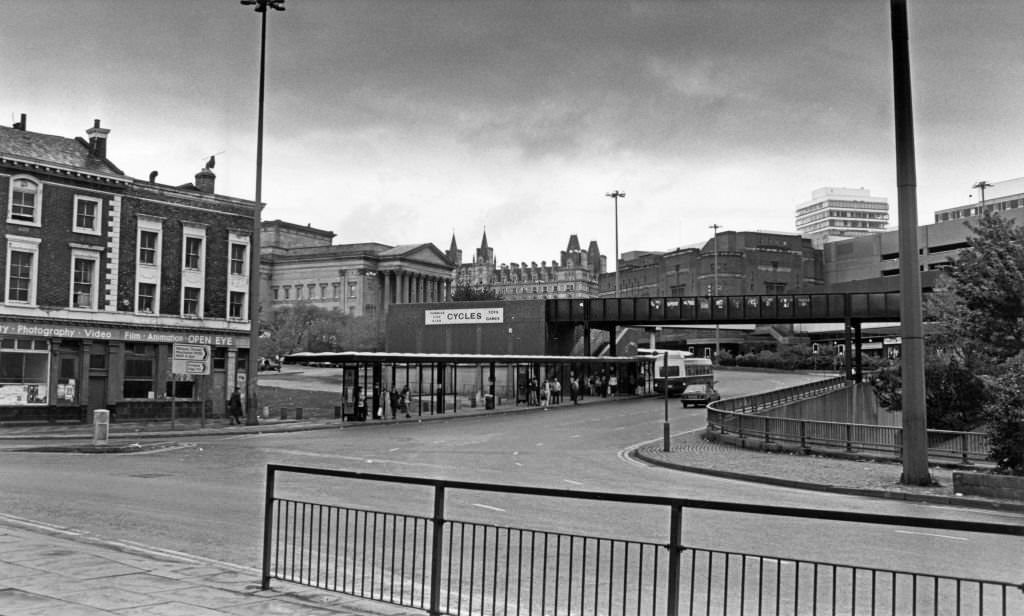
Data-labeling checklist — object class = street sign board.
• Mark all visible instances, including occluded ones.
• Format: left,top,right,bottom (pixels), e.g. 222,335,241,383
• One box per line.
172,343,210,375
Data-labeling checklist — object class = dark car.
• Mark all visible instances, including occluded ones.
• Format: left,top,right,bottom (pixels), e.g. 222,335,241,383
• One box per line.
258,357,281,372
680,383,721,407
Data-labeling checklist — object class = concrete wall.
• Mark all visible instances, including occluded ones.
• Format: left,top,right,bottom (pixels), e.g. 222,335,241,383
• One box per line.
762,383,895,425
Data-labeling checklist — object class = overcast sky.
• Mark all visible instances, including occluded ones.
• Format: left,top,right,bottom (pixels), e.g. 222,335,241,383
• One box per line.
4,1,1023,266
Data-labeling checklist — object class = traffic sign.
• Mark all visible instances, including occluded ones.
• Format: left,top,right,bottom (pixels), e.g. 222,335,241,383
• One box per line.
172,343,210,375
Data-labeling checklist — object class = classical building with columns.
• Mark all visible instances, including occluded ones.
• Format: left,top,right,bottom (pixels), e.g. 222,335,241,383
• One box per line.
260,220,453,322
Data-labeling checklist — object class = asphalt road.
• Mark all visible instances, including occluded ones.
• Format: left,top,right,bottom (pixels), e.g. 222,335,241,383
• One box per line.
0,370,1019,589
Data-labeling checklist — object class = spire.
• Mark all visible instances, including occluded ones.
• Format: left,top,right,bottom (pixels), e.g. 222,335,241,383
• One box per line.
480,227,489,251
447,232,462,266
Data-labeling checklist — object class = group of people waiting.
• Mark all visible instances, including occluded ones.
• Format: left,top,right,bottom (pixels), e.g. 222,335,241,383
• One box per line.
524,372,623,409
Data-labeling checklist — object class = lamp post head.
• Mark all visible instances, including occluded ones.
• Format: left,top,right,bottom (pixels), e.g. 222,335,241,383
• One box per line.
606,190,625,199
241,0,285,11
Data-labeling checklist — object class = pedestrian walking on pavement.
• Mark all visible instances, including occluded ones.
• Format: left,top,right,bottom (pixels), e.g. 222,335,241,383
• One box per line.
552,377,562,405
541,378,550,410
228,387,243,424
570,376,580,405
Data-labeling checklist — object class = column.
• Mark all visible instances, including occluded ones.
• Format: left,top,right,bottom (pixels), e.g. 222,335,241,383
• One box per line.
383,271,392,311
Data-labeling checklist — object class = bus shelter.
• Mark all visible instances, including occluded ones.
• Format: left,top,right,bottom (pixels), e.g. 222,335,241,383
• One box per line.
283,352,657,419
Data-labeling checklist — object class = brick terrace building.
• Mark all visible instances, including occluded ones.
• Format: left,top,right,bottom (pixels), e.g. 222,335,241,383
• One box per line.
1,116,254,421
600,231,824,298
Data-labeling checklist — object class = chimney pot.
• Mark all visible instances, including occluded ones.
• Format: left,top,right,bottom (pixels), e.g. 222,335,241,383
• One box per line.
195,167,216,194
86,119,110,159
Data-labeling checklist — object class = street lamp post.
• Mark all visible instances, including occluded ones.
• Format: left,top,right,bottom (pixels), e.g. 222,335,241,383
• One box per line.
972,180,992,211
241,0,285,425
709,224,721,361
606,190,625,297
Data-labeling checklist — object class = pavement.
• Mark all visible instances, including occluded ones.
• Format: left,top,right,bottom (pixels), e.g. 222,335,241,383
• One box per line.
2,395,1021,615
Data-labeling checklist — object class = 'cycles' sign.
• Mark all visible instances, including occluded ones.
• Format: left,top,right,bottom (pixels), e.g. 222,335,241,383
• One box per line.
425,308,504,325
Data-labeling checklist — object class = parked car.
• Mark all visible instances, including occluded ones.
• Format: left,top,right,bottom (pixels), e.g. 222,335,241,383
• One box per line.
258,357,281,372
680,383,720,407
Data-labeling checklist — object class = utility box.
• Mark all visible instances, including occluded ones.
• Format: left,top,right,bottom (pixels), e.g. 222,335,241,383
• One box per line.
93,409,109,445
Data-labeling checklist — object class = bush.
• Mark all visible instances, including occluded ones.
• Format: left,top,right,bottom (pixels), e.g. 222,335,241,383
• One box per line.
983,355,1024,474
868,355,988,432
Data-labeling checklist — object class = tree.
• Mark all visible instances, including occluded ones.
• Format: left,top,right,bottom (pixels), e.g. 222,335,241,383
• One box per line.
869,354,988,432
258,302,366,357
451,283,501,302
926,212,1024,369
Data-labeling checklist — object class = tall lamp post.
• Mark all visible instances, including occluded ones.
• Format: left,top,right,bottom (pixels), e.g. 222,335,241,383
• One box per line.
241,0,285,425
972,180,992,211
606,190,625,297
709,224,721,361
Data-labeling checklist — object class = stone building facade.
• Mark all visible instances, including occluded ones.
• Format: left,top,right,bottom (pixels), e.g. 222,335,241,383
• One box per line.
261,220,453,320
448,231,606,299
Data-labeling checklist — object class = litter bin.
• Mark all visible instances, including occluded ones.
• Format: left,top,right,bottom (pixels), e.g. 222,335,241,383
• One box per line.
485,394,495,410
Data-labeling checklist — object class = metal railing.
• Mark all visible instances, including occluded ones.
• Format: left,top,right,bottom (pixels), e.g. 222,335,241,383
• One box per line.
261,465,1023,615
706,379,991,463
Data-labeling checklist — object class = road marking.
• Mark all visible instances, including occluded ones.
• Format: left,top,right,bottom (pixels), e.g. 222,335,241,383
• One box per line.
563,479,583,486
514,462,523,466
894,530,967,541
389,447,400,452
570,434,581,438
473,503,506,512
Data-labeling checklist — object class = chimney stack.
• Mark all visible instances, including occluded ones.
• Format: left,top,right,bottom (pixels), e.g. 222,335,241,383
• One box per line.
86,119,110,159
195,167,216,194
12,114,26,130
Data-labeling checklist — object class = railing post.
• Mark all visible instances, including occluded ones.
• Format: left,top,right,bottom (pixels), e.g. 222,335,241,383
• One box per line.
846,424,853,452
764,417,771,444
666,503,683,616
961,433,969,464
800,421,806,449
429,484,446,616
261,465,277,590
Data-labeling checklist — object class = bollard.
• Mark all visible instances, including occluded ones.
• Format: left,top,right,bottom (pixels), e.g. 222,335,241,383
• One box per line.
280,407,288,420
93,409,109,446
295,407,303,420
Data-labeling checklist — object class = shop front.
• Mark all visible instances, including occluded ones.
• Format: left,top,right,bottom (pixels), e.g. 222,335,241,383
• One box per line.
0,321,248,423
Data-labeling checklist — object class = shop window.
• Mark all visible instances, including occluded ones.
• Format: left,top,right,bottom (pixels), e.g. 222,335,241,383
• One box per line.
0,340,50,404
8,176,42,226
229,291,245,319
137,282,156,313
213,347,227,370
73,196,101,234
166,380,195,398
123,348,155,399
139,230,159,265
230,243,247,275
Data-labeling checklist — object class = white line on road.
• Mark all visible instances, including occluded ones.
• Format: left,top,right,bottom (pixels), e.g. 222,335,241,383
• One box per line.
473,503,506,512
894,530,967,541
570,434,581,438
389,447,400,452
563,479,583,486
